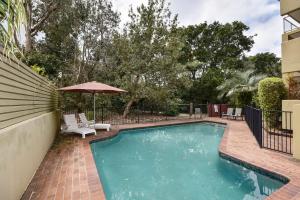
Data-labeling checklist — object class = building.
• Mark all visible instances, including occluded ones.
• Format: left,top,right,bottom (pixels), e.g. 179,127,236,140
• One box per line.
280,0,300,159
281,0,300,82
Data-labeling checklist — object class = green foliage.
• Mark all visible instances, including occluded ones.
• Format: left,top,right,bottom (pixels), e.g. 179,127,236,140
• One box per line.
251,92,260,108
163,98,182,116
258,77,287,111
230,91,253,107
31,64,47,77
12,0,285,117
217,69,265,99
179,21,254,73
0,0,25,56
249,52,281,77
112,0,185,116
178,21,255,104
258,77,287,128
180,68,224,104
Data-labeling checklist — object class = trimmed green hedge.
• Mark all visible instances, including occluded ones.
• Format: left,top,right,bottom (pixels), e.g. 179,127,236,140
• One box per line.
258,77,287,111
258,77,287,128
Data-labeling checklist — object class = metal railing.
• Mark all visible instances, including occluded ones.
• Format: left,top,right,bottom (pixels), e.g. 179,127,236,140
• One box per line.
62,103,208,125
245,106,263,147
263,110,293,154
245,106,293,154
283,16,300,33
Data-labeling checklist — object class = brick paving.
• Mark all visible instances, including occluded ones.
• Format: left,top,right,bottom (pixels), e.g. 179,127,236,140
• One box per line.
21,118,300,200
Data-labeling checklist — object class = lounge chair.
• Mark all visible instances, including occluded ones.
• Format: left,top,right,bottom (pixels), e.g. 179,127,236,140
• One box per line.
62,114,96,138
79,113,111,131
222,108,234,119
231,108,243,120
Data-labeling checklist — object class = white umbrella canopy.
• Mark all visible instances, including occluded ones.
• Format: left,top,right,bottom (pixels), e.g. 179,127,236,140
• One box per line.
58,81,127,122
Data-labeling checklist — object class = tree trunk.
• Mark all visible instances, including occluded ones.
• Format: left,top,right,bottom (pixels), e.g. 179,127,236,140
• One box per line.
123,98,135,118
24,1,58,53
24,1,32,53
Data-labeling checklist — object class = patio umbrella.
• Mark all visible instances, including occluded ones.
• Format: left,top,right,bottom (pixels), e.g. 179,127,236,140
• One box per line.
58,81,127,123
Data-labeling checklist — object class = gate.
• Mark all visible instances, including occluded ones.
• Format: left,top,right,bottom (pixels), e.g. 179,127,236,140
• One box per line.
245,106,293,154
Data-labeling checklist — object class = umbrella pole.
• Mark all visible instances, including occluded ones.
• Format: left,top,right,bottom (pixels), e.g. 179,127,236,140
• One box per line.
93,92,96,124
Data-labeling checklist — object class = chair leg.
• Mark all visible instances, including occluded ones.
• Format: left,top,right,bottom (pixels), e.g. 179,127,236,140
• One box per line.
82,134,85,139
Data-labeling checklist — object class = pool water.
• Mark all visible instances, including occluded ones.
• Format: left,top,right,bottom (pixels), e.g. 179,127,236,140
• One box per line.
90,123,285,200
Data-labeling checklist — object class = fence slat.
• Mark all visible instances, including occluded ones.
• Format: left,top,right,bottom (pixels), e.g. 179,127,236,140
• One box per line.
0,52,58,129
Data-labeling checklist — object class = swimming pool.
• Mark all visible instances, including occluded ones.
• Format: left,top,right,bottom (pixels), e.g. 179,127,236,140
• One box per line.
90,123,285,200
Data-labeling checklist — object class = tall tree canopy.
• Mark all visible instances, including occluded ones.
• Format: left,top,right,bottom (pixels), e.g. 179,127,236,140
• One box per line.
111,0,185,116
178,21,255,103
248,52,281,77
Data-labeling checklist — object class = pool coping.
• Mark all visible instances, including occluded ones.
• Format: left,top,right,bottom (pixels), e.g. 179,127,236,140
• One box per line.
87,119,296,200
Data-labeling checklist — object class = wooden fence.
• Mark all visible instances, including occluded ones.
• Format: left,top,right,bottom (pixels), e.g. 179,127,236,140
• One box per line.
0,51,58,129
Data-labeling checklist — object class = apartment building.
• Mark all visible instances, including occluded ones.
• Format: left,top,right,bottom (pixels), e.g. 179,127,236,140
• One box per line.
281,0,300,159
281,0,300,81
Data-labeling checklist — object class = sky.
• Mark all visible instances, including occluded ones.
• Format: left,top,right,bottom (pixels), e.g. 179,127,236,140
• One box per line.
111,0,282,57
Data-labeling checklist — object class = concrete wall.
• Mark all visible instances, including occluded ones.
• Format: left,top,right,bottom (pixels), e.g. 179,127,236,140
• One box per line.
282,100,300,129
281,0,300,17
293,105,300,159
0,112,58,200
282,100,300,112
282,31,300,75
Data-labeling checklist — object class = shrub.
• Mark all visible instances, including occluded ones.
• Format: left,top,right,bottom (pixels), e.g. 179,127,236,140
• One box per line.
164,103,179,116
258,77,287,128
251,92,260,108
234,91,253,108
258,77,287,111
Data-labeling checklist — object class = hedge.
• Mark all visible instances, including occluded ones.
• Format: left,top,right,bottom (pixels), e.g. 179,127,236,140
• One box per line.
258,77,287,128
258,77,287,111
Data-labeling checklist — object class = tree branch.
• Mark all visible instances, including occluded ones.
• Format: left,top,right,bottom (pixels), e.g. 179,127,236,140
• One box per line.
31,2,58,37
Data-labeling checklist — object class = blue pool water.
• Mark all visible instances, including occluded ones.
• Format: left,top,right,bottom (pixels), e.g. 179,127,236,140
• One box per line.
90,123,285,200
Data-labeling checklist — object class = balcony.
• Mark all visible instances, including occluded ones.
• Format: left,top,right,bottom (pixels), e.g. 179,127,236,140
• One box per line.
281,0,300,22
282,26,300,74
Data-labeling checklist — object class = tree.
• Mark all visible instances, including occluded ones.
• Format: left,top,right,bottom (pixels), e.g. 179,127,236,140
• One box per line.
75,0,120,83
23,0,81,82
23,0,120,84
249,52,281,77
217,69,266,99
112,0,185,117
23,0,60,52
179,22,255,76
0,0,26,55
178,21,255,104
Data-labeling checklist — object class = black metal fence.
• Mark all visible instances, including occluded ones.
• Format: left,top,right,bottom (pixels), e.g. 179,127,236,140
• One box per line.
245,106,293,154
62,103,208,125
263,110,293,154
245,106,263,147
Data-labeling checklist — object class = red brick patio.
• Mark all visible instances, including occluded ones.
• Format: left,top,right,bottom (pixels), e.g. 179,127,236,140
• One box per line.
21,118,300,200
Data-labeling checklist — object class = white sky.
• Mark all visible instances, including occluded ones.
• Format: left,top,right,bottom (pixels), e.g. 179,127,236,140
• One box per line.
111,0,282,57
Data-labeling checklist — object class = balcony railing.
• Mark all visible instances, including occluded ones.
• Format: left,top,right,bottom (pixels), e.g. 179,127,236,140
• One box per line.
283,16,300,33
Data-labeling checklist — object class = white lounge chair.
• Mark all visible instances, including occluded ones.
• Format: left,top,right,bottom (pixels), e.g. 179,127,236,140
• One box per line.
231,108,243,120
78,113,111,131
222,108,234,119
62,114,96,138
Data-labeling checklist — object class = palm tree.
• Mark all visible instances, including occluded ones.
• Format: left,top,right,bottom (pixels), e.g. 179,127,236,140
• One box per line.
0,0,26,56
217,69,266,99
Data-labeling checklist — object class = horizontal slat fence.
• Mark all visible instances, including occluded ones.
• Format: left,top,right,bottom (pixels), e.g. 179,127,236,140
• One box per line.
0,51,58,129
